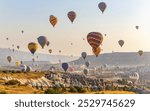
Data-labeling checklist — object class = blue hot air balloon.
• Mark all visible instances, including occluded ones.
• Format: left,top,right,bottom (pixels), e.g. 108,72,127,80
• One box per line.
62,63,69,72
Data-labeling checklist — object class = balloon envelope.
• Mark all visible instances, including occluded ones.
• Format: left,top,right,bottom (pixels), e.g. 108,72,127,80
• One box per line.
85,61,90,67
37,36,48,49
49,15,58,27
28,42,38,55
83,69,88,75
92,47,101,57
98,2,107,13
138,50,143,56
81,52,87,59
87,32,103,49
67,11,76,23
62,63,69,72
7,56,12,63
118,40,124,47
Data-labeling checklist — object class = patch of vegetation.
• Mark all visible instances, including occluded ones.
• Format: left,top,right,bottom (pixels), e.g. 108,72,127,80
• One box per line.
5,80,21,85
0,90,7,94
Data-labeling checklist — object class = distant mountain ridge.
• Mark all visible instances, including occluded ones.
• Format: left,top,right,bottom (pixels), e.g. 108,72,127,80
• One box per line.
0,48,79,65
71,52,150,66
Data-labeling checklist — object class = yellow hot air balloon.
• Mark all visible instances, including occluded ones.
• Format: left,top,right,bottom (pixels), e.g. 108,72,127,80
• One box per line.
49,15,58,27
138,50,143,56
28,42,38,55
118,40,124,47
92,47,101,57
16,61,21,67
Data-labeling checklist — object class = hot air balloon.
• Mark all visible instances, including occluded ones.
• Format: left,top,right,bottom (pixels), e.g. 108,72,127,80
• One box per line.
26,66,32,72
20,64,27,72
67,11,76,23
83,69,88,75
32,58,35,63
87,32,103,49
85,61,90,67
81,52,87,59
118,40,124,47
7,56,12,63
129,72,139,83
92,47,101,57
17,45,20,49
49,15,58,27
12,49,15,52
62,63,69,72
135,26,139,30
59,50,61,53
138,50,143,56
28,42,38,55
21,30,24,34
49,49,52,54
98,2,107,13
37,36,48,49
46,41,50,46
16,61,20,67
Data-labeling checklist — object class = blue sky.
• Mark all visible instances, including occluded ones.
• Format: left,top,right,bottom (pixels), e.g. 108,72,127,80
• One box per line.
0,0,150,56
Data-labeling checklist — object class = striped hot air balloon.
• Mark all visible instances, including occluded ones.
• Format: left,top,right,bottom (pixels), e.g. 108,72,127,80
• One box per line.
28,42,38,55
87,32,103,49
49,15,58,27
67,11,76,23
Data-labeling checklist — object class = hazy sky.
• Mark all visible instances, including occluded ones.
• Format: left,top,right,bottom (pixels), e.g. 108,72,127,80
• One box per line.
0,0,150,56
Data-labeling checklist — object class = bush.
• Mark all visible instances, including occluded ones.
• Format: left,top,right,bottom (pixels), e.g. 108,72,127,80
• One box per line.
69,86,78,93
45,86,64,94
5,80,21,85
0,90,7,94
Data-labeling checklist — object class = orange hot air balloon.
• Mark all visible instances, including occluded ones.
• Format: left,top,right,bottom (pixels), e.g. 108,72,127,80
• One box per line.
49,15,58,27
28,42,38,55
67,11,76,23
92,47,101,57
87,32,103,49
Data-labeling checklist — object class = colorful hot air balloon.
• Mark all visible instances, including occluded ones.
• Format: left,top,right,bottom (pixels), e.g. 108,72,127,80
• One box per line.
138,50,143,56
46,41,50,46
83,69,88,75
28,42,38,55
62,63,69,72
87,32,103,49
118,40,124,47
7,56,12,63
92,47,101,57
49,49,52,54
98,2,107,13
37,36,48,49
67,11,76,23
16,61,21,67
81,52,87,59
49,15,58,27
85,61,90,67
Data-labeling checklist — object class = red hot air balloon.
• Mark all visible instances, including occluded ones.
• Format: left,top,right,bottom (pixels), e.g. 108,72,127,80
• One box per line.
87,32,103,49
